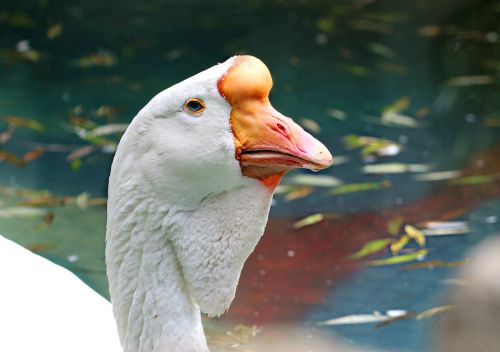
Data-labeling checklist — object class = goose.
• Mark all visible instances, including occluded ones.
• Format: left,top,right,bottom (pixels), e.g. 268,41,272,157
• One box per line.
0,55,332,352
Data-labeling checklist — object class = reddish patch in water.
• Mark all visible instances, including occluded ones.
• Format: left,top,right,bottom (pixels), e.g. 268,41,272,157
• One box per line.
222,147,500,325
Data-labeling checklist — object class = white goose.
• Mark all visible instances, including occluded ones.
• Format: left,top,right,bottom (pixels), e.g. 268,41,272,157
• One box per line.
0,55,332,352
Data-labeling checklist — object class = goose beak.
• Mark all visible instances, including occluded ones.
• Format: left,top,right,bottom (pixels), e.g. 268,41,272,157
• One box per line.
218,55,333,187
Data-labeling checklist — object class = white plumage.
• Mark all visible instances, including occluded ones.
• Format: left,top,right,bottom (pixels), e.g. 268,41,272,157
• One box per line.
0,234,121,351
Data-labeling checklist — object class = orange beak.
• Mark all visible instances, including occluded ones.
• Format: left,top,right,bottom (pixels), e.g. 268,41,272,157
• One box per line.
218,56,333,189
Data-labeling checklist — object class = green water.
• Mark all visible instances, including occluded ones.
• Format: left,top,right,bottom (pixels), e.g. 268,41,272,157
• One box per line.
1,0,500,351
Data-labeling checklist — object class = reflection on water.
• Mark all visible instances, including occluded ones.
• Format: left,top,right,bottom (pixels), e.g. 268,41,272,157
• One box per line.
1,0,499,351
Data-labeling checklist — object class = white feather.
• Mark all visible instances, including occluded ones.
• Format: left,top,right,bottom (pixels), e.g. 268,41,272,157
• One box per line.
0,235,121,352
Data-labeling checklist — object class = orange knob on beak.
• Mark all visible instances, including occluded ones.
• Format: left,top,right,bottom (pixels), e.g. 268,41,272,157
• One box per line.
218,55,333,190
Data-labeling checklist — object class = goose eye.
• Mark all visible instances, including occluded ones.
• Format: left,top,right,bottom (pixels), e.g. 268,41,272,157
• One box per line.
184,98,205,115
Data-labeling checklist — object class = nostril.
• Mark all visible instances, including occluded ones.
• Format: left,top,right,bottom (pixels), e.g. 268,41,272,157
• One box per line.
275,123,289,138
271,121,292,141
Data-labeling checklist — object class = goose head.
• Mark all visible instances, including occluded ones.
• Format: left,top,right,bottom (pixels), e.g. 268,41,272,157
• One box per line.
109,55,331,206
106,55,332,351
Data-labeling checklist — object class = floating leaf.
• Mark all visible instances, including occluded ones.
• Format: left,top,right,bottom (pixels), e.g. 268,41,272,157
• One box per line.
283,186,313,201
341,63,369,76
349,238,392,259
404,225,426,247
66,145,96,162
349,19,393,34
26,242,58,253
292,213,324,229
2,116,44,132
415,106,431,118
366,249,428,266
47,23,62,40
0,150,25,168
381,113,419,128
403,260,466,270
375,311,415,328
318,313,389,326
387,216,404,236
416,305,453,320
72,51,117,68
326,108,347,121
23,148,43,162
484,118,500,127
94,105,120,118
414,170,461,181
69,116,97,129
318,310,407,326
330,155,350,166
367,42,395,58
285,174,342,187
382,96,410,115
75,192,89,209
421,221,470,236
85,123,128,138
0,206,46,218
442,279,468,286
330,180,391,195
274,184,296,194
19,195,65,207
446,75,494,87
417,25,454,37
69,159,82,171
316,17,335,33
300,118,321,133
0,126,15,144
37,212,55,229
450,174,498,185
390,235,410,255
343,134,401,159
362,163,430,174
361,141,401,158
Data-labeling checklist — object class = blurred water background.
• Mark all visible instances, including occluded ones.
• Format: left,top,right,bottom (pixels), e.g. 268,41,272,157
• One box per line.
1,0,500,351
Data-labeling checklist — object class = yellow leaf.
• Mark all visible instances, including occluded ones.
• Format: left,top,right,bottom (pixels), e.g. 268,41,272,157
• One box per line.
390,235,410,255
0,150,25,168
329,181,391,195
286,174,342,187
416,305,453,320
284,186,312,201
70,159,81,171
366,249,428,266
450,174,498,185
47,23,63,40
404,224,426,247
382,96,410,115
316,17,335,33
300,118,321,133
292,213,324,229
381,113,419,128
2,116,44,132
349,238,392,259
387,216,404,236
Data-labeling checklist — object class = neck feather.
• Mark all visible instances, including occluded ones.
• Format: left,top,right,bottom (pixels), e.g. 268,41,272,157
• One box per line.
106,180,272,352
